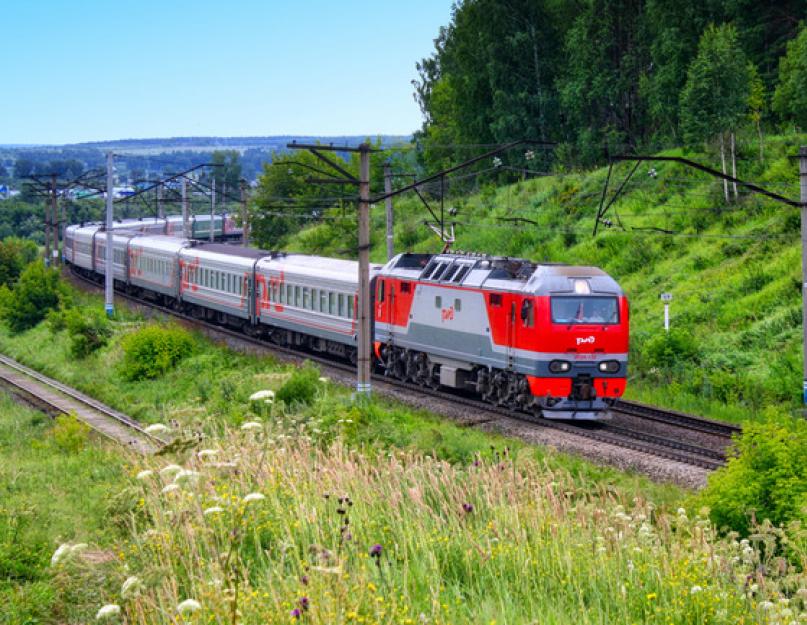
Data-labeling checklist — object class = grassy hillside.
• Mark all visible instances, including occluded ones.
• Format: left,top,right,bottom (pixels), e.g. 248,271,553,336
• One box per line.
287,133,807,423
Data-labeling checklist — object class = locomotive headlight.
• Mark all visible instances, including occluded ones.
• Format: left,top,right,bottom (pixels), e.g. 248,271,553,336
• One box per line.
598,360,620,373
549,360,571,373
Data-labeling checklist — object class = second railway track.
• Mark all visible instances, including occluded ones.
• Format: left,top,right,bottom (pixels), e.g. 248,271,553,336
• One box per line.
68,269,740,471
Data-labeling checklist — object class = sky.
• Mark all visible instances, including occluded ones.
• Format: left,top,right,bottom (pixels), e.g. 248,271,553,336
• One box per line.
0,0,454,145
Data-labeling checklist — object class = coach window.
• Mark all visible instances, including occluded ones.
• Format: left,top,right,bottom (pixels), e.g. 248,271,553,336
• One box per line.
303,287,311,310
329,292,336,315
338,293,346,317
348,295,355,319
311,288,318,311
294,285,301,307
320,290,328,312
277,284,284,303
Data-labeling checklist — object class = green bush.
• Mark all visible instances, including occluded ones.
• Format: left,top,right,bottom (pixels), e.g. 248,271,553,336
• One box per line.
50,306,112,358
0,261,66,333
49,414,90,454
119,324,195,381
641,328,700,369
0,237,38,288
276,363,321,406
697,418,807,534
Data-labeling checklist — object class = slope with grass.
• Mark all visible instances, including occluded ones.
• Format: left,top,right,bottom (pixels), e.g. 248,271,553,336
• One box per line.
286,133,807,423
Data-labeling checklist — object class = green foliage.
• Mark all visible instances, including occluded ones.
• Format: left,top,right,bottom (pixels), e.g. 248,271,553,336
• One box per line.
49,413,91,453
119,324,195,381
698,419,807,534
640,328,699,369
50,305,112,358
772,24,807,129
0,261,67,333
275,362,322,406
0,237,38,287
679,24,750,144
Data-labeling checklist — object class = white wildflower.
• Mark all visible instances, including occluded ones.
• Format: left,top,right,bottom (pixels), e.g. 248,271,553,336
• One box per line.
249,390,275,402
96,604,121,620
212,461,238,469
177,598,202,614
51,543,71,566
159,464,183,477
676,507,687,516
121,576,142,599
243,492,265,503
203,506,224,516
173,469,200,485
318,377,329,383
161,483,180,494
759,601,775,611
144,423,170,434
197,449,218,459
135,470,153,480
690,585,703,594
240,421,263,431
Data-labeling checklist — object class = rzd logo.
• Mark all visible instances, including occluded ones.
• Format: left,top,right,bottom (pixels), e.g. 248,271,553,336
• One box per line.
441,307,455,322
576,335,595,346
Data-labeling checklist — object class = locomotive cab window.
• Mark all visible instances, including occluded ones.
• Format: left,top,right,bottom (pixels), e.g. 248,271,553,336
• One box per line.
489,293,502,307
377,280,385,302
400,281,411,293
521,299,534,327
551,296,619,324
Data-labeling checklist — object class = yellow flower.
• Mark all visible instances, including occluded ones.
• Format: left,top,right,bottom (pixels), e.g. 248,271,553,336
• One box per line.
646,593,657,601
367,582,377,593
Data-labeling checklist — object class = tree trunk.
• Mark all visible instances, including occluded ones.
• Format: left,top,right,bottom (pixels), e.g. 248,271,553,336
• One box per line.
719,133,729,204
730,132,738,200
757,121,764,164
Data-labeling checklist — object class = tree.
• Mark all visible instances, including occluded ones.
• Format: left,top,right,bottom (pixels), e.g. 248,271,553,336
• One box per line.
0,261,66,333
210,150,243,197
772,24,807,130
679,24,750,201
0,238,38,287
747,63,766,162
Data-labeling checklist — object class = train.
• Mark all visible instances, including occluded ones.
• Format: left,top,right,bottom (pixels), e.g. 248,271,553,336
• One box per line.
63,223,628,419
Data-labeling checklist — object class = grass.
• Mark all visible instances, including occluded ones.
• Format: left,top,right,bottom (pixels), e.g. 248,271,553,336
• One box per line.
285,131,807,424
72,421,807,624
0,398,130,624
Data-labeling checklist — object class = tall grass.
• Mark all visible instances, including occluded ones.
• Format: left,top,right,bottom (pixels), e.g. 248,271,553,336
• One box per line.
70,421,807,624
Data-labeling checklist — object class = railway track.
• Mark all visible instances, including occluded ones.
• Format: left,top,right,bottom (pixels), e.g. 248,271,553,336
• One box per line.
0,353,163,454
68,269,738,470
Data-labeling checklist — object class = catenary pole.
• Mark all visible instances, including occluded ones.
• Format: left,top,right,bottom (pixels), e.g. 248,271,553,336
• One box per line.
181,177,190,239
240,179,249,247
800,146,807,404
210,177,216,242
383,161,394,261
105,152,115,317
357,143,372,397
50,174,59,265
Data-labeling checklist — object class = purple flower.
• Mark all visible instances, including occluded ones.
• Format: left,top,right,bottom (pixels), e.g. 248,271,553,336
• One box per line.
462,502,474,514
290,608,302,619
300,575,309,586
298,596,310,611
369,543,383,558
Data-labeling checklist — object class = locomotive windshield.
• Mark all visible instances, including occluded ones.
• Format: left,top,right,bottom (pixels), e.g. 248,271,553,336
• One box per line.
551,296,619,324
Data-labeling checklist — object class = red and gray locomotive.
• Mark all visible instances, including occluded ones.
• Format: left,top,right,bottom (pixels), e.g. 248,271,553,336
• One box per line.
64,223,628,420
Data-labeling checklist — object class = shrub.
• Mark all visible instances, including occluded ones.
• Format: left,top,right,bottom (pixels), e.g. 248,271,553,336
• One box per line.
0,237,38,288
119,324,195,381
275,363,321,406
641,328,699,369
697,418,807,534
49,414,90,454
0,262,66,333
63,307,112,358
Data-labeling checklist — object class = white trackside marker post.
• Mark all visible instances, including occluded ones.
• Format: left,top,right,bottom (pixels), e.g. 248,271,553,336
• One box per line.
661,292,672,333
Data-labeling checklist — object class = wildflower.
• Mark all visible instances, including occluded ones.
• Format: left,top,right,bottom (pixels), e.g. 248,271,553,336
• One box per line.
243,492,265,503
161,484,180,494
299,596,310,611
174,469,200,485
51,544,71,566
462,503,474,514
370,544,383,558
203,506,224,516
676,507,687,517
197,449,219,459
301,575,309,586
96,604,121,620
121,576,142,599
290,608,302,619
241,421,263,431
646,593,656,601
318,376,329,383
759,601,775,611
690,585,703,594
177,599,202,614
70,543,88,555
136,470,154,480
144,423,170,434
249,389,275,402
159,464,183,477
